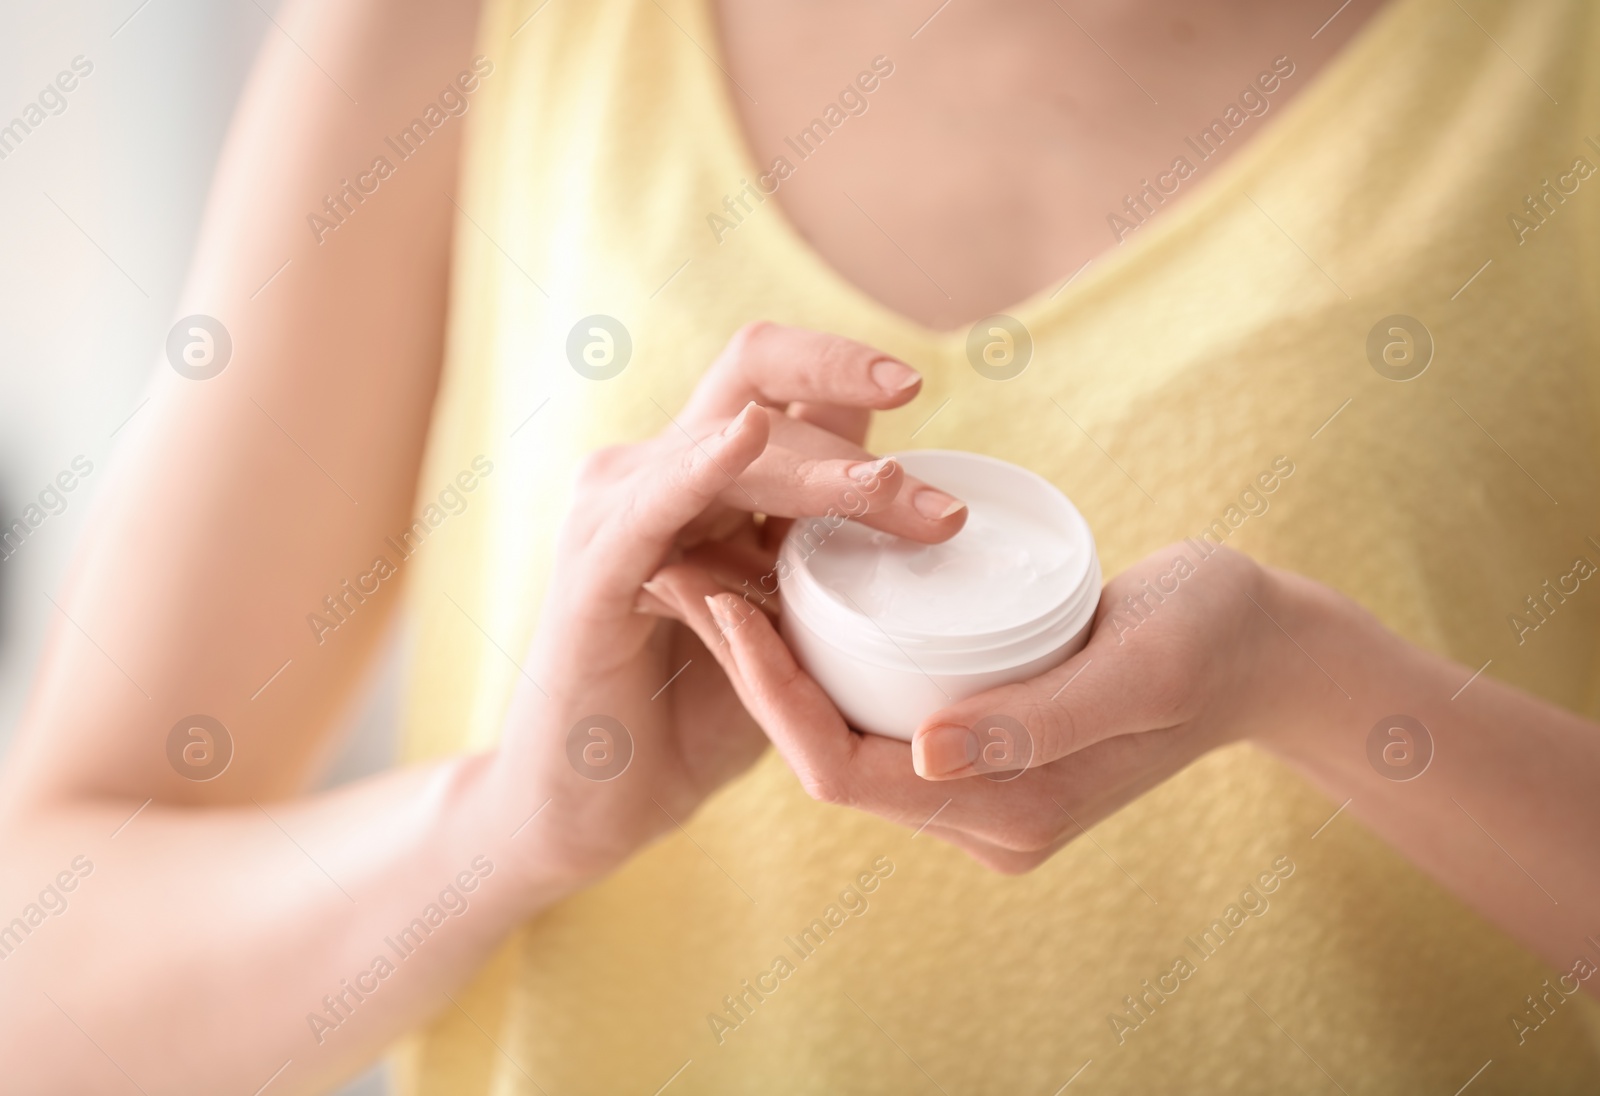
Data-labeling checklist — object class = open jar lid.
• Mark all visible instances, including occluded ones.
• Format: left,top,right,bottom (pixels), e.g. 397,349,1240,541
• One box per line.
777,450,1101,675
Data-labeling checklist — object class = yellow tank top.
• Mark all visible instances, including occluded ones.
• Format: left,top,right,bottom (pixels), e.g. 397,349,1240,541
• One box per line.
396,0,1600,1090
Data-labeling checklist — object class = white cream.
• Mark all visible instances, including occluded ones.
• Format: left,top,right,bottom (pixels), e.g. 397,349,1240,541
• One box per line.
806,504,1082,635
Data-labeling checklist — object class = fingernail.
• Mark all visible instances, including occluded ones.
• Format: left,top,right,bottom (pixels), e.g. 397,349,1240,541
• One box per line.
705,594,739,632
848,457,895,485
913,487,966,521
635,579,675,616
914,724,978,778
720,402,758,438
871,358,921,393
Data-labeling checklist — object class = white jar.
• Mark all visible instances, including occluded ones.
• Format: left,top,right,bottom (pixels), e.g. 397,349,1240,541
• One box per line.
777,449,1101,741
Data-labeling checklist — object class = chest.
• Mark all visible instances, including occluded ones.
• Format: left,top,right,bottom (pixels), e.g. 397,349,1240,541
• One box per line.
711,0,1389,330
484,0,1600,713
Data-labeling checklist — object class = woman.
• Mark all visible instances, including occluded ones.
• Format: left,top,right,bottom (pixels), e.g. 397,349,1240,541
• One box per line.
3,0,1597,1091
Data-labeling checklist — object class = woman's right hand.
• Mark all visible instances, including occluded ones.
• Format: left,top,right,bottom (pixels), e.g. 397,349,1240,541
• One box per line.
486,322,969,896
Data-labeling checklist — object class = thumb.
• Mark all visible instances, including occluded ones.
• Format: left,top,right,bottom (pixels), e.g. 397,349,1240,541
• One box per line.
910,647,1157,781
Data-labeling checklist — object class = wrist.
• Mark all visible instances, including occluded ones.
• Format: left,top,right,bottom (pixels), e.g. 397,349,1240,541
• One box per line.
437,749,589,927
1233,563,1378,759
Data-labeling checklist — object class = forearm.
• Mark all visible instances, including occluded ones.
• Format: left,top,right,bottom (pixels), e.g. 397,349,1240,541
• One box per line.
1252,568,1600,974
0,752,560,1095
5,0,484,807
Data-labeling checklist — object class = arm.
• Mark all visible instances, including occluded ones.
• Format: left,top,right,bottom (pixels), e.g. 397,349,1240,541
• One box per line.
0,11,958,1078
1249,567,1600,972
0,2,513,1090
680,546,1600,985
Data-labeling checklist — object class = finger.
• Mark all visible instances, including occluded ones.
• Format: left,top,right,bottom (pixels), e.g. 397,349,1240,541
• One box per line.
682,322,922,425
763,415,969,531
918,824,1062,876
583,402,769,598
634,580,678,618
911,643,1175,779
679,540,781,617
675,504,753,549
699,594,1032,832
681,535,776,581
670,413,965,545
722,412,968,542
721,452,905,520
640,564,736,635
638,557,779,629
921,729,1199,857
786,402,870,445
695,592,861,798
910,655,1089,780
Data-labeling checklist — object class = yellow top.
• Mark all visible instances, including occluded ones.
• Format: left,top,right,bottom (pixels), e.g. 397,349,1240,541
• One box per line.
397,0,1600,1091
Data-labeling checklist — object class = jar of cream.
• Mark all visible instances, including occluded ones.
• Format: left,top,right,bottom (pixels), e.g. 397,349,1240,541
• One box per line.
777,449,1101,741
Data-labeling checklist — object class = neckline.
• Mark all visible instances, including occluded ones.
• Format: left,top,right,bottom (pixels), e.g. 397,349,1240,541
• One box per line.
693,0,1414,348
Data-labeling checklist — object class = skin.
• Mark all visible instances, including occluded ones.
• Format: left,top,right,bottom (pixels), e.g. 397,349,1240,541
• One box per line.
0,0,1595,1092
717,0,1391,328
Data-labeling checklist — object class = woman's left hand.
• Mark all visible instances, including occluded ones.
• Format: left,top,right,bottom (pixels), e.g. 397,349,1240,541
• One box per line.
652,527,1600,979
665,540,1297,872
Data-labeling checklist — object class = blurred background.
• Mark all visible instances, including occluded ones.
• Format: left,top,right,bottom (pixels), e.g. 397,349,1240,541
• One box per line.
0,3,398,1091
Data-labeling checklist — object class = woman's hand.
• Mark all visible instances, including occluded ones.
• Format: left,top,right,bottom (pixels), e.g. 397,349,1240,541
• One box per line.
488,322,970,894
672,540,1286,873
666,524,1600,986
